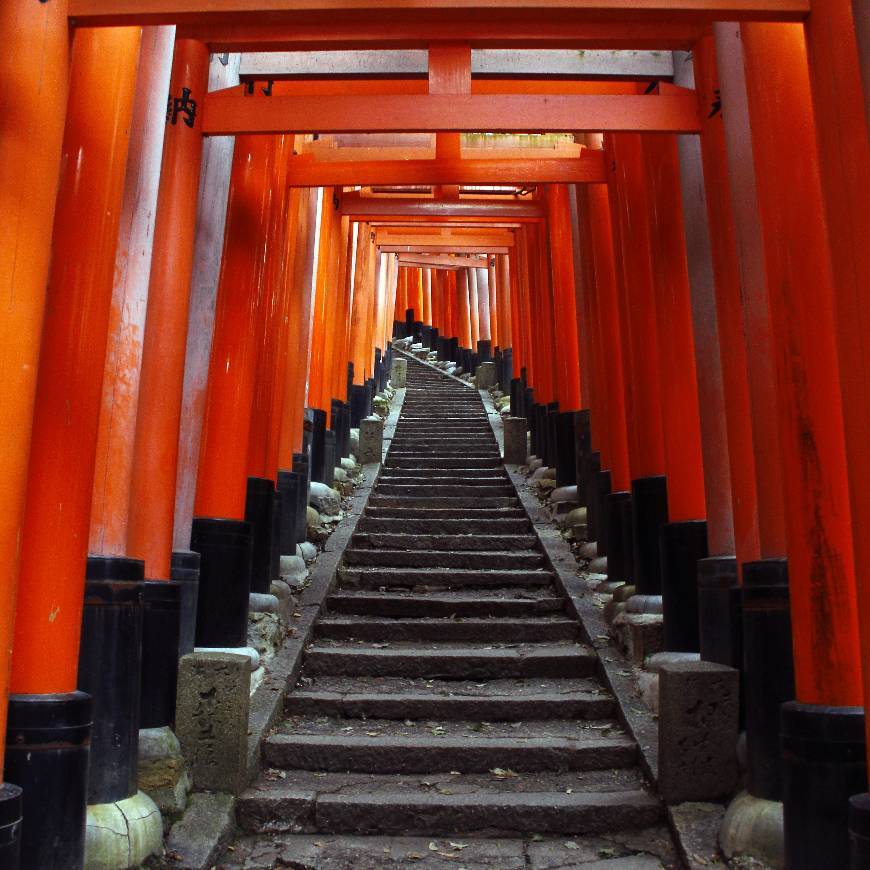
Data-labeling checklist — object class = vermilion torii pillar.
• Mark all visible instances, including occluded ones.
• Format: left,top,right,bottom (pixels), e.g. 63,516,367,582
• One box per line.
713,23,796,831
576,183,631,577
644,132,709,652
7,26,140,870
192,135,276,649
604,132,668,592
90,27,176,560
173,53,240,552
800,2,870,855
129,39,209,581
728,22,864,866
0,0,70,861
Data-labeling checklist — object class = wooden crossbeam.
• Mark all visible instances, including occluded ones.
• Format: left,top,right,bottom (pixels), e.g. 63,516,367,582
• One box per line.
69,1,810,31
339,194,544,218
201,93,701,136
285,154,605,185
381,244,511,253
397,253,489,268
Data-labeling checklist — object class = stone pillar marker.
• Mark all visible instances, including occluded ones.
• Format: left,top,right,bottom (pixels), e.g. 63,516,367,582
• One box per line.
390,356,408,387
175,652,250,794
503,417,529,465
658,660,739,804
475,360,497,390
359,417,385,464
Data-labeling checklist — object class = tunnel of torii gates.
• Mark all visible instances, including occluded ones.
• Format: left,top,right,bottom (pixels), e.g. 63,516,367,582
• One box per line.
0,0,868,867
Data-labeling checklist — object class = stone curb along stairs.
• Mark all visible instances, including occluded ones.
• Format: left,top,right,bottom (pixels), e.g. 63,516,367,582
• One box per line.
220,354,677,869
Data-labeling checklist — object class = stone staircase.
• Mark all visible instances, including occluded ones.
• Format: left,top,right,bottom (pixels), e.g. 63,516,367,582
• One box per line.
224,356,675,868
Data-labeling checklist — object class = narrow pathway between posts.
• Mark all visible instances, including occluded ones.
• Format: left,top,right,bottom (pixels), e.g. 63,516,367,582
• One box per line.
222,356,678,869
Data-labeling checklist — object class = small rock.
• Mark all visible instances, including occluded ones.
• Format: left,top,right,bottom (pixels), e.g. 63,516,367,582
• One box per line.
299,541,317,562
309,481,341,516
340,457,358,473
349,430,360,455
333,467,349,483
248,593,279,614
551,484,579,504
279,554,307,583
531,465,556,481
306,506,321,528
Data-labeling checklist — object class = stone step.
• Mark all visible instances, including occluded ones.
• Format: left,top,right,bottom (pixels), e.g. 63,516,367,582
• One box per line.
314,614,577,643
338,566,554,589
285,675,613,721
377,468,509,479
325,590,566,618
302,642,597,679
343,549,545,569
357,517,531,535
236,770,662,836
375,484,515,498
368,496,518,509
219,833,671,869
363,506,527,521
263,719,636,774
384,458,502,469
352,532,537,551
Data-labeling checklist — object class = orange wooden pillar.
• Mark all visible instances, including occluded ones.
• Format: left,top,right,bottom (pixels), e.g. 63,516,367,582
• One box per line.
195,135,275,521
90,27,175,560
468,268,480,348
713,22,798,817
265,185,303,478
422,269,433,326
575,181,632,576
172,54,241,553
604,132,668,594
545,184,582,412
739,23,864,863
278,187,318,458
7,25,140,868
487,259,499,350
582,186,630,496
0,2,70,842
476,267,492,343
497,255,513,354
324,212,353,438
128,39,209,580
694,35,761,571
348,224,375,386
801,3,870,843
642,129,710,652
456,269,472,351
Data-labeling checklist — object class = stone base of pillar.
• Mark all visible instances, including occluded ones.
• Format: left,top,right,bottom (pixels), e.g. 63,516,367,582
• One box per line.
0,783,22,870
85,790,163,869
138,726,191,823
503,417,528,465
781,702,866,870
660,520,708,653
720,791,784,869
849,794,870,868
4,692,91,870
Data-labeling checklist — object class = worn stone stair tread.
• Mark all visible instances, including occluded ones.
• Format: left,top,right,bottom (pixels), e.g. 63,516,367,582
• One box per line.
378,468,511,479
357,518,532,535
338,566,556,589
262,725,636,774
325,590,566,618
303,642,598,679
236,776,663,836
368,496,519,509
313,614,578,643
363,507,528,519
342,549,545,569
352,532,538,551
219,832,671,870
